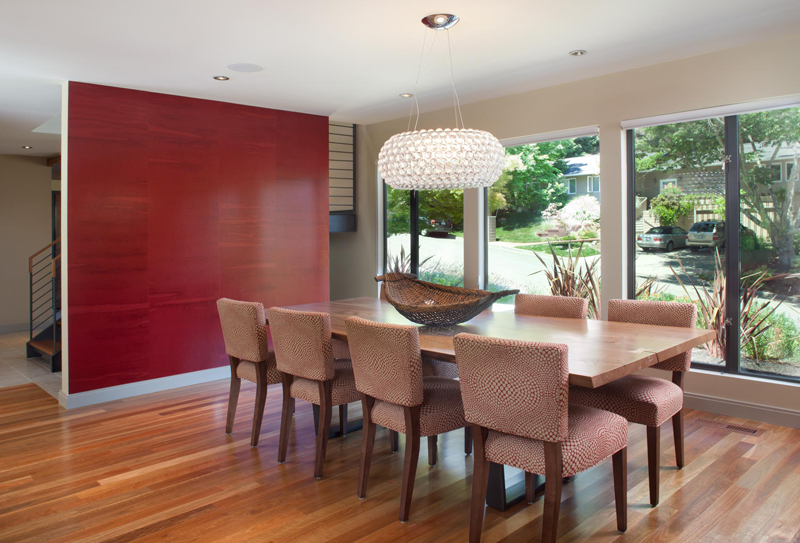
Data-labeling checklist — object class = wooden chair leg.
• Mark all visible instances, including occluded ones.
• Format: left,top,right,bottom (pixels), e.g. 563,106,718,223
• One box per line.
357,394,376,499
647,425,661,506
390,430,399,453
250,362,268,447
314,380,334,479
339,404,348,437
428,435,438,466
612,447,628,532
278,373,294,463
399,406,421,523
465,425,473,456
469,425,490,543
673,409,685,468
542,442,563,543
525,472,536,504
225,356,241,434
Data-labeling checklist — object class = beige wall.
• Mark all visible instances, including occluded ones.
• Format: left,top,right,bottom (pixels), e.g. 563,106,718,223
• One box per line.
0,154,52,330
334,32,800,303
331,32,800,423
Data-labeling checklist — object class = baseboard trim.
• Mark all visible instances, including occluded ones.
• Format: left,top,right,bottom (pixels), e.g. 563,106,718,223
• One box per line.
0,323,29,334
58,366,230,409
684,392,800,429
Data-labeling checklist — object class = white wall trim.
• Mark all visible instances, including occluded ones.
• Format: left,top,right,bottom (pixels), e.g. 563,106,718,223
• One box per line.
500,125,599,148
684,392,800,430
58,365,230,409
60,81,69,397
621,94,800,129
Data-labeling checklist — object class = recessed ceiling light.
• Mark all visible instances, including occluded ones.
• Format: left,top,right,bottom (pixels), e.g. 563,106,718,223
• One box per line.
569,50,587,56
399,93,413,98
213,75,230,81
22,145,32,149
228,63,263,73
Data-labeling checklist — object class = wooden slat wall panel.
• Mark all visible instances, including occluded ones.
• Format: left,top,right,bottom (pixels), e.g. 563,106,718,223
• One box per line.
329,122,355,213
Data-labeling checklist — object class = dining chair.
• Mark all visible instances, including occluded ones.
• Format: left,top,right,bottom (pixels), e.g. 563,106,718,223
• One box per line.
344,316,468,523
267,307,361,479
569,299,697,506
453,333,628,543
216,298,282,447
514,293,589,319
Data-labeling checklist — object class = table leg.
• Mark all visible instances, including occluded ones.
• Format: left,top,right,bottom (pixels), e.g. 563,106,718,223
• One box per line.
313,404,363,438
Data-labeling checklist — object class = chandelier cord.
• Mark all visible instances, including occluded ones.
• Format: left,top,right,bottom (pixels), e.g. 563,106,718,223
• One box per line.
445,29,465,130
408,28,437,132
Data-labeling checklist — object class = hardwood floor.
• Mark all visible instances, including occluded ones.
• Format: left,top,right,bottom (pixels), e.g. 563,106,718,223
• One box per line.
0,382,798,542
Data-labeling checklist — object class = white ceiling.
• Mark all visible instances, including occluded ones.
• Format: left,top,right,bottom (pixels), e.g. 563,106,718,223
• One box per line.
2,0,800,156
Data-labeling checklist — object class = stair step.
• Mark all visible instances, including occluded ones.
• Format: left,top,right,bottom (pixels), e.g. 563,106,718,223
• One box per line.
28,340,61,356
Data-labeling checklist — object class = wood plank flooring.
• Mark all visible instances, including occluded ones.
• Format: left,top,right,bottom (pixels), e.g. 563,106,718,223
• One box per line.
0,381,798,542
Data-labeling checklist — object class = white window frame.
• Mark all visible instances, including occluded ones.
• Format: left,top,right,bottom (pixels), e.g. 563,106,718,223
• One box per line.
660,178,677,192
566,178,577,194
588,176,600,193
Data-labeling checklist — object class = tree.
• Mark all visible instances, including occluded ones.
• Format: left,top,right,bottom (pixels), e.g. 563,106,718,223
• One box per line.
650,184,695,226
502,141,569,213
635,110,800,270
386,186,465,236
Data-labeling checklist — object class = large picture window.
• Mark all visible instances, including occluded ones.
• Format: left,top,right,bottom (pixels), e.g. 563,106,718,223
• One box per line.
628,106,800,382
485,135,601,314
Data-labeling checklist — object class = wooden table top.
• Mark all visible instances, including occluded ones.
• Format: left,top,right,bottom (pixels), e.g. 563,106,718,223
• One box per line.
276,297,715,389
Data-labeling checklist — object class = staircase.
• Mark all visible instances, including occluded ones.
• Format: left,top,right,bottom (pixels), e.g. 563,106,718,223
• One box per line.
26,238,61,372
636,208,658,234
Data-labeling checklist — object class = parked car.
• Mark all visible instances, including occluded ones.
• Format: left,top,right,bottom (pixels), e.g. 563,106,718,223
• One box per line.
637,226,687,252
420,216,454,236
687,221,756,251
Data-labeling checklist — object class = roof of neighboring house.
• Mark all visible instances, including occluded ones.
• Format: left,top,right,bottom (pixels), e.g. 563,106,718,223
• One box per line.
564,154,600,176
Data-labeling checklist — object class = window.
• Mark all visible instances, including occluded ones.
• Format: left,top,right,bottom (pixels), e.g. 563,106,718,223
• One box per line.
628,106,800,383
588,176,600,192
486,135,601,316
384,185,464,286
566,178,577,194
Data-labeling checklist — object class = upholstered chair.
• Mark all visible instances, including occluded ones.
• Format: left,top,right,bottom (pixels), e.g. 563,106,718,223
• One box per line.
380,282,465,454
216,298,282,447
454,333,628,543
344,316,468,523
514,293,589,319
569,299,697,506
267,307,361,480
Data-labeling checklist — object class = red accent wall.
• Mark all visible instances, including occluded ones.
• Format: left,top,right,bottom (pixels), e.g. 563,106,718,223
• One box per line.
67,82,329,393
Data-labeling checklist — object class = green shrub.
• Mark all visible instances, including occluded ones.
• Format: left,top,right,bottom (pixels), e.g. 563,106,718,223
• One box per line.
742,310,800,364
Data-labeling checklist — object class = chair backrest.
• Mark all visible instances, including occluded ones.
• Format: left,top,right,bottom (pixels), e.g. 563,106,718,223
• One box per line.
515,294,588,319
266,307,334,381
607,299,698,372
216,298,270,363
454,333,569,443
344,316,423,407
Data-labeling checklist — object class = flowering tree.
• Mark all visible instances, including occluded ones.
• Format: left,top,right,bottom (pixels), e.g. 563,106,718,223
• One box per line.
543,195,600,232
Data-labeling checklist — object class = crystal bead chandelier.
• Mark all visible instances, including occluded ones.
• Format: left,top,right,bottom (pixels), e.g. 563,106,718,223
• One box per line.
378,14,504,191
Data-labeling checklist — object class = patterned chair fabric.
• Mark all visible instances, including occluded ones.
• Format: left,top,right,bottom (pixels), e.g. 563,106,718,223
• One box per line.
266,307,334,381
569,375,683,427
290,359,360,406
332,338,351,361
484,404,628,477
370,376,466,437
422,356,459,379
236,356,282,385
514,294,589,320
607,299,698,372
344,316,424,407
217,298,271,362
453,333,569,443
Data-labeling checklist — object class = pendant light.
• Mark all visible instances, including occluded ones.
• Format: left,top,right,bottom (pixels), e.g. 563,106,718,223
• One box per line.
378,14,504,191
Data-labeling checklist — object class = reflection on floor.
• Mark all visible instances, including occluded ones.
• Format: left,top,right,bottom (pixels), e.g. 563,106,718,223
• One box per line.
0,331,61,398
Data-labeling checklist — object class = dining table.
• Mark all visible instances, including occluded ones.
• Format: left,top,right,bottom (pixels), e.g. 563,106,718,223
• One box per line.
277,296,715,510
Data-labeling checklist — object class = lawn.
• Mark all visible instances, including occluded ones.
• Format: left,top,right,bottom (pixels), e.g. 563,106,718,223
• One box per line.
494,212,551,243
516,243,600,258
